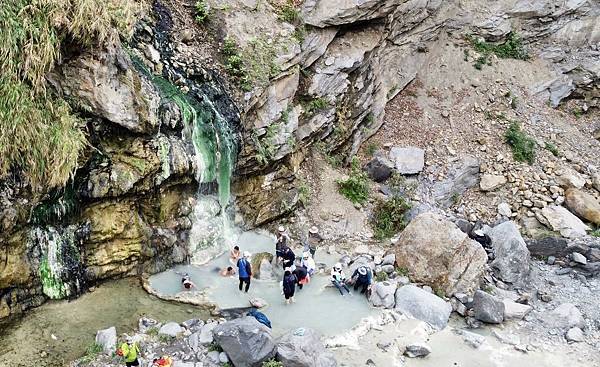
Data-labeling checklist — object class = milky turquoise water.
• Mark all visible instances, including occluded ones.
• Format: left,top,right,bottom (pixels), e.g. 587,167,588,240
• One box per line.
148,231,379,337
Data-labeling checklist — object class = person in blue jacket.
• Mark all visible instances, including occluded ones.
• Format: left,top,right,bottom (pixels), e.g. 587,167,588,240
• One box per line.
237,251,252,293
351,265,373,295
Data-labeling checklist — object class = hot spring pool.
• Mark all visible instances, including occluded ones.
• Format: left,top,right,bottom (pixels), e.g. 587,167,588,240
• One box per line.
148,231,379,336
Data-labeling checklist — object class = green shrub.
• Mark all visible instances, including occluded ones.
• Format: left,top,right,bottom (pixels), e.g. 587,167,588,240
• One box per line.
298,181,310,207
305,97,329,116
262,359,283,367
195,0,210,23
146,327,159,337
278,2,300,23
505,122,536,164
395,266,409,276
79,342,103,364
371,196,412,239
375,271,388,282
544,142,559,157
469,32,529,61
158,334,173,343
208,341,223,352
591,228,600,238
337,158,370,204
365,142,379,157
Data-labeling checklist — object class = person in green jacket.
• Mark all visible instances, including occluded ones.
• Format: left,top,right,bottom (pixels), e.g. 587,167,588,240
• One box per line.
118,337,140,366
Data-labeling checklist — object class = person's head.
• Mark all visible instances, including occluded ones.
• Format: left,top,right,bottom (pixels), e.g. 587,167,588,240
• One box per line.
227,266,233,272
234,245,239,251
302,252,311,260
333,263,342,272
309,226,319,235
278,226,286,233
126,336,133,344
358,266,367,276
284,268,291,276
243,251,251,258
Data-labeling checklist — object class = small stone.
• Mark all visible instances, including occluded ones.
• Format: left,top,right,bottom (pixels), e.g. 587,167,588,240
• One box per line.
565,327,584,342
404,343,432,358
497,202,512,217
571,252,587,265
480,174,507,191
547,256,556,265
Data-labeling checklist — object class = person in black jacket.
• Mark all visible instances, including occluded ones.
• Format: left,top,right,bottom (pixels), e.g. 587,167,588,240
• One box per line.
351,265,373,296
293,265,308,290
281,246,296,270
282,268,297,304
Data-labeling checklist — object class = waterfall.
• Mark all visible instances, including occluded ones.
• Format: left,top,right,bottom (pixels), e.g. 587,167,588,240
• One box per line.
30,226,85,299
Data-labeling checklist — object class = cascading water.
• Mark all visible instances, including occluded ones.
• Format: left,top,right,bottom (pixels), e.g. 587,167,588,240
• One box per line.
29,226,85,299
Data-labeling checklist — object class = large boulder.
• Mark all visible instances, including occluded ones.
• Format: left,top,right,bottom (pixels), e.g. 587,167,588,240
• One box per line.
487,221,531,284
502,299,532,320
159,322,183,337
389,146,425,175
472,290,505,324
95,326,117,355
394,212,487,295
369,281,397,308
276,328,337,367
542,303,585,330
526,237,569,258
537,205,590,238
213,316,276,367
251,252,274,279
395,285,452,330
565,188,600,225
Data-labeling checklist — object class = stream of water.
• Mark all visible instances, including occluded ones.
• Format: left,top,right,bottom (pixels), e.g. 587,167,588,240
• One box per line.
148,231,379,337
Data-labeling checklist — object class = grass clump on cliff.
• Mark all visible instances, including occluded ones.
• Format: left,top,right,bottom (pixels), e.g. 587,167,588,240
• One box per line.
337,158,370,205
195,0,210,23
505,122,536,164
262,359,283,367
221,35,280,91
467,32,529,69
370,196,412,240
0,0,145,190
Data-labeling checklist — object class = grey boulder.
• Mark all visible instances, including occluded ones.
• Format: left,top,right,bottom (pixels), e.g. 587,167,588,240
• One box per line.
213,316,276,367
395,285,452,330
487,221,530,284
276,327,337,367
159,322,183,337
543,303,585,330
404,343,431,358
95,326,117,355
473,291,504,324
369,281,397,308
389,146,425,174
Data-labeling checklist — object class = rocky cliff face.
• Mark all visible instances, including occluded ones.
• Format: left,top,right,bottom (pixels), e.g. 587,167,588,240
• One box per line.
1,0,599,320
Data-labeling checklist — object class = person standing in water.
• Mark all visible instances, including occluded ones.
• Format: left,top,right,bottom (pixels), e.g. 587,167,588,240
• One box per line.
281,246,296,270
229,245,241,265
304,226,322,259
237,251,252,293
275,226,290,260
331,263,350,296
282,268,297,304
